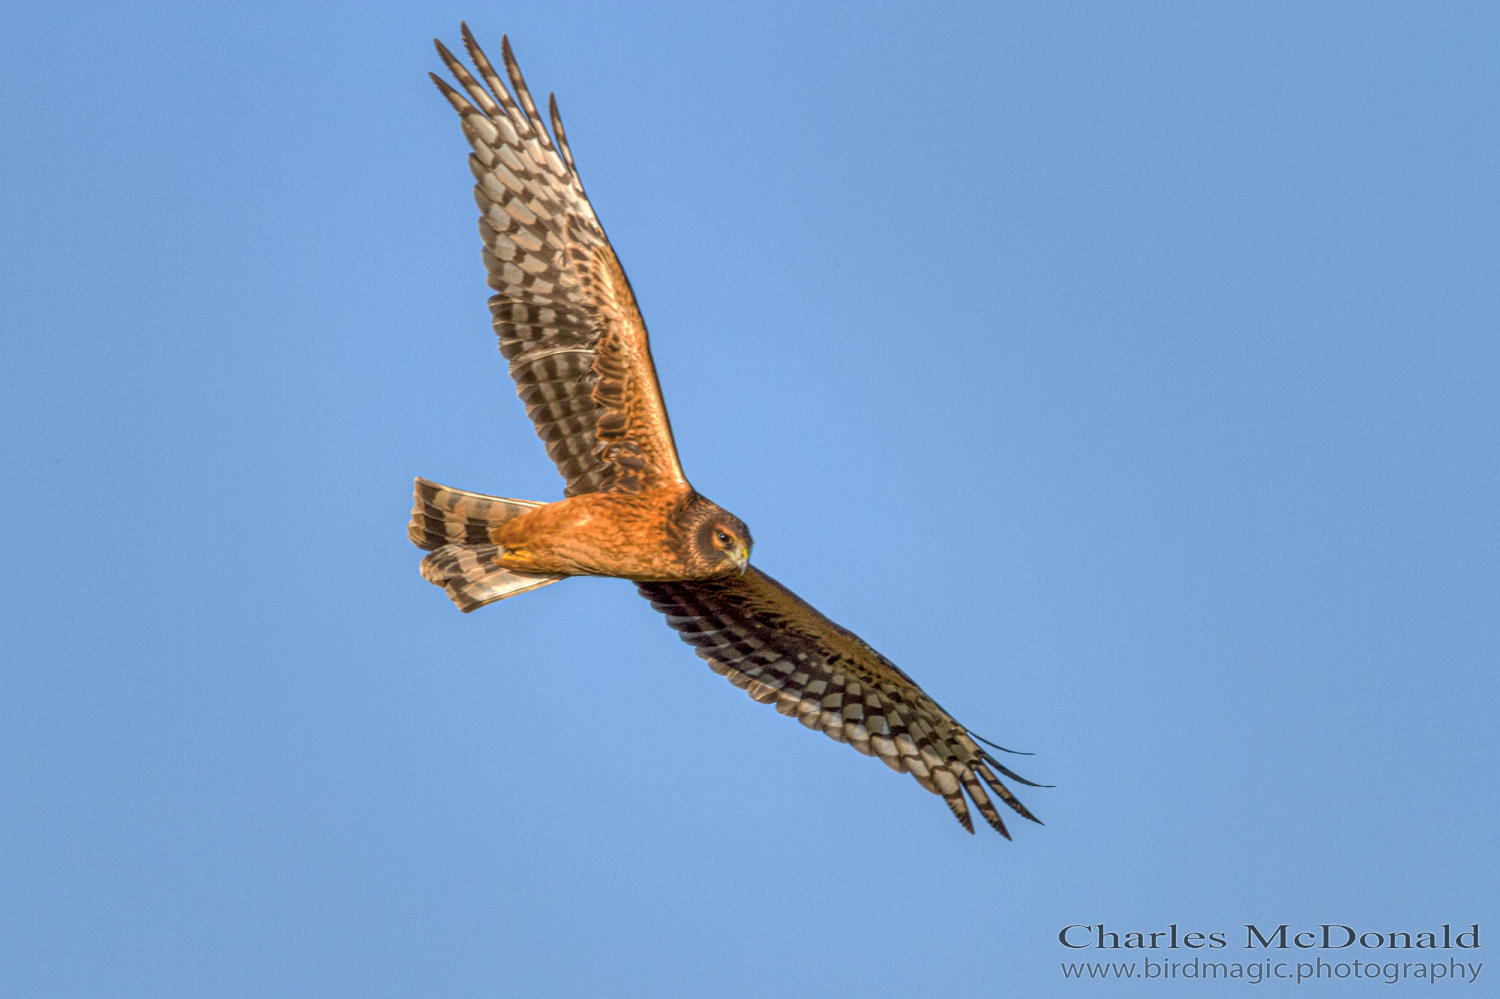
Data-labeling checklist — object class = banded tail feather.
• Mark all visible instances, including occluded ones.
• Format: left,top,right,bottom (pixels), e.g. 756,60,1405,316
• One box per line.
409,476,548,550
409,477,564,612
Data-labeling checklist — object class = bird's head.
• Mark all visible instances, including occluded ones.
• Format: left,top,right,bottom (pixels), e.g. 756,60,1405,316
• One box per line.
681,495,753,576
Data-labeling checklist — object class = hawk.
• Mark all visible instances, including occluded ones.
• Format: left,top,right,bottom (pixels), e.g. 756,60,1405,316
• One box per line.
410,26,1044,838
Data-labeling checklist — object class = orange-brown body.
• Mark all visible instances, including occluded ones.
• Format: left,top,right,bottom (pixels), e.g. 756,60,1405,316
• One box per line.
492,485,702,580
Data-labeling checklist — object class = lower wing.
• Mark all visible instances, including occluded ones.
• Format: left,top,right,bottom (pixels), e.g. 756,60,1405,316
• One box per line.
637,568,1044,838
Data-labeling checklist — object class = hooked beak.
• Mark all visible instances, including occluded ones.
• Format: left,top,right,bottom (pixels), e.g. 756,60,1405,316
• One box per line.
730,545,751,575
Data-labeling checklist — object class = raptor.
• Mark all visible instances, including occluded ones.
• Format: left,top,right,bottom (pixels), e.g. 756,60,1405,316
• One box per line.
410,25,1043,837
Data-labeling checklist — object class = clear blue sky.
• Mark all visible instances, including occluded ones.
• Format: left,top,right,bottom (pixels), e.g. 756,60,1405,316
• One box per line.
2,3,1496,996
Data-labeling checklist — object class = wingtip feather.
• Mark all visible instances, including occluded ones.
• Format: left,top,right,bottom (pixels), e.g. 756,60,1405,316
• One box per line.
945,793,976,834
430,72,477,117
974,732,1035,755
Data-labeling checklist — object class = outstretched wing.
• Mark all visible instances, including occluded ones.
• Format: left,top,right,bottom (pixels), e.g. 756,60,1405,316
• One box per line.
432,26,687,497
638,569,1044,837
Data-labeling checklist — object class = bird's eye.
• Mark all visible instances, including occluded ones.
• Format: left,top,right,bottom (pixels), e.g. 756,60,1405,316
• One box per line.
716,531,731,545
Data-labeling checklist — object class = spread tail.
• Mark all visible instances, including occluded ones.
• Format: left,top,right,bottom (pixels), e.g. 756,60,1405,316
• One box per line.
409,477,564,612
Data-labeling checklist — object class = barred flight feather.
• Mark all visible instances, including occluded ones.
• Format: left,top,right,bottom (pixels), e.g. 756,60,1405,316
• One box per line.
419,543,563,612
408,476,546,551
431,26,687,498
409,477,564,612
638,568,1043,838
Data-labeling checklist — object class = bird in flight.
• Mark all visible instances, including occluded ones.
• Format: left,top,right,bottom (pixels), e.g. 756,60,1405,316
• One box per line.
410,25,1043,837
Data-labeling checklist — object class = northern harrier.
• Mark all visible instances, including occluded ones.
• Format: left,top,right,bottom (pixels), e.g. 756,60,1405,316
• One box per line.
410,26,1043,837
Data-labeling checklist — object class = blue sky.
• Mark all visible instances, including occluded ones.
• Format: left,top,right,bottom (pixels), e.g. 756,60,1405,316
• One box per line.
2,3,1496,996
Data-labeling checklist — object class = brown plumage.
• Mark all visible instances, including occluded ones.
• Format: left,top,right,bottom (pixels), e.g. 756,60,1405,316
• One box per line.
491,486,751,580
409,25,1044,838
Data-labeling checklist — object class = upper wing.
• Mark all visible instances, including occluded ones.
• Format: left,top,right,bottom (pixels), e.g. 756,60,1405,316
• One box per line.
432,27,687,497
638,569,1044,838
